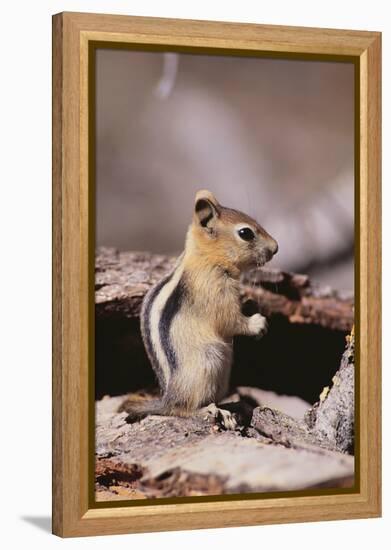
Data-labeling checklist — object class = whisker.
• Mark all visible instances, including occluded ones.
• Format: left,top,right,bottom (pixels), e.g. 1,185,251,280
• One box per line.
257,260,263,312
253,260,260,292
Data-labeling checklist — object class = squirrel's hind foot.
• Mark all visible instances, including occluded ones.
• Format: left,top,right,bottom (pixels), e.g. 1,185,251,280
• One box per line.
201,402,238,430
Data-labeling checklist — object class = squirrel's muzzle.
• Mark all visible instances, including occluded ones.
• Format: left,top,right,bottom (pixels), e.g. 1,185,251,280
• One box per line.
264,239,278,261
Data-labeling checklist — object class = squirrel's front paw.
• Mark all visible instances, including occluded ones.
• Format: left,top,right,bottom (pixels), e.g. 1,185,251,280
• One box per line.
248,313,268,338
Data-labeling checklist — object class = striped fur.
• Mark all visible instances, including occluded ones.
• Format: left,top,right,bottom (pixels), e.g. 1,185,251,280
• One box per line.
140,259,185,390
140,272,173,389
158,275,187,372
121,190,278,424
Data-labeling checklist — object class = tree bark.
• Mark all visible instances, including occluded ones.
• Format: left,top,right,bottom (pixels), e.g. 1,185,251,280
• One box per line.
304,330,355,453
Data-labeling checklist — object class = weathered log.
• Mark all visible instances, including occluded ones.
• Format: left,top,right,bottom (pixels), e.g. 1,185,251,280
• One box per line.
95,247,353,331
95,388,354,500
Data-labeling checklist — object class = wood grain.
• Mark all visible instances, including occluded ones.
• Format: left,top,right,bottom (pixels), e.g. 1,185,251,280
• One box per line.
52,11,381,537
360,32,382,517
52,12,63,537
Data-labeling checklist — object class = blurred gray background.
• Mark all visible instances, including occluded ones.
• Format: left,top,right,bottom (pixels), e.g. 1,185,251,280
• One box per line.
96,49,355,292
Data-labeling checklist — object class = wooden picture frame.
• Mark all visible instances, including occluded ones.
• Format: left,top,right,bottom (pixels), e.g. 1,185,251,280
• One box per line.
52,11,381,537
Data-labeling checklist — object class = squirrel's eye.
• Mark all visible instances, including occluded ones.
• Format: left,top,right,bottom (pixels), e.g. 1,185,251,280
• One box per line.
238,227,255,241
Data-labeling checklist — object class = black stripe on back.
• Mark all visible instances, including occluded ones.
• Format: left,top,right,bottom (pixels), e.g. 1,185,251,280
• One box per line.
159,276,187,371
142,272,173,389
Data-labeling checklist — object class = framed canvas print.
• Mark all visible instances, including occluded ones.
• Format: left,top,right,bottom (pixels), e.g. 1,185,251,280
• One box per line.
52,12,381,537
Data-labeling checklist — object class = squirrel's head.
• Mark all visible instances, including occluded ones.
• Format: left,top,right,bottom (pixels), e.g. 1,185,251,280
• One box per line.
189,189,278,271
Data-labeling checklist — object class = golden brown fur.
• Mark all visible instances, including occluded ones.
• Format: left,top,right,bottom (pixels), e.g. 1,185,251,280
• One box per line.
119,190,278,428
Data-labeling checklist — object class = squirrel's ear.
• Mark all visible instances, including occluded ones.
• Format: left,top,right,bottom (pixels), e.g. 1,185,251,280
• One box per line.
194,190,220,229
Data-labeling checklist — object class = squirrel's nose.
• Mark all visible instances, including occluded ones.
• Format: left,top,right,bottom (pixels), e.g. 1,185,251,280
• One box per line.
266,240,278,259
264,248,273,261
265,240,278,262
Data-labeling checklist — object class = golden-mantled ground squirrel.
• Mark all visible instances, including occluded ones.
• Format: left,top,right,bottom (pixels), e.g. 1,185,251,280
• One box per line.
120,190,278,428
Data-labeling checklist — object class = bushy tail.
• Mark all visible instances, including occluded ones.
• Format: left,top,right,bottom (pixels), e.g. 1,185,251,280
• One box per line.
117,394,168,423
